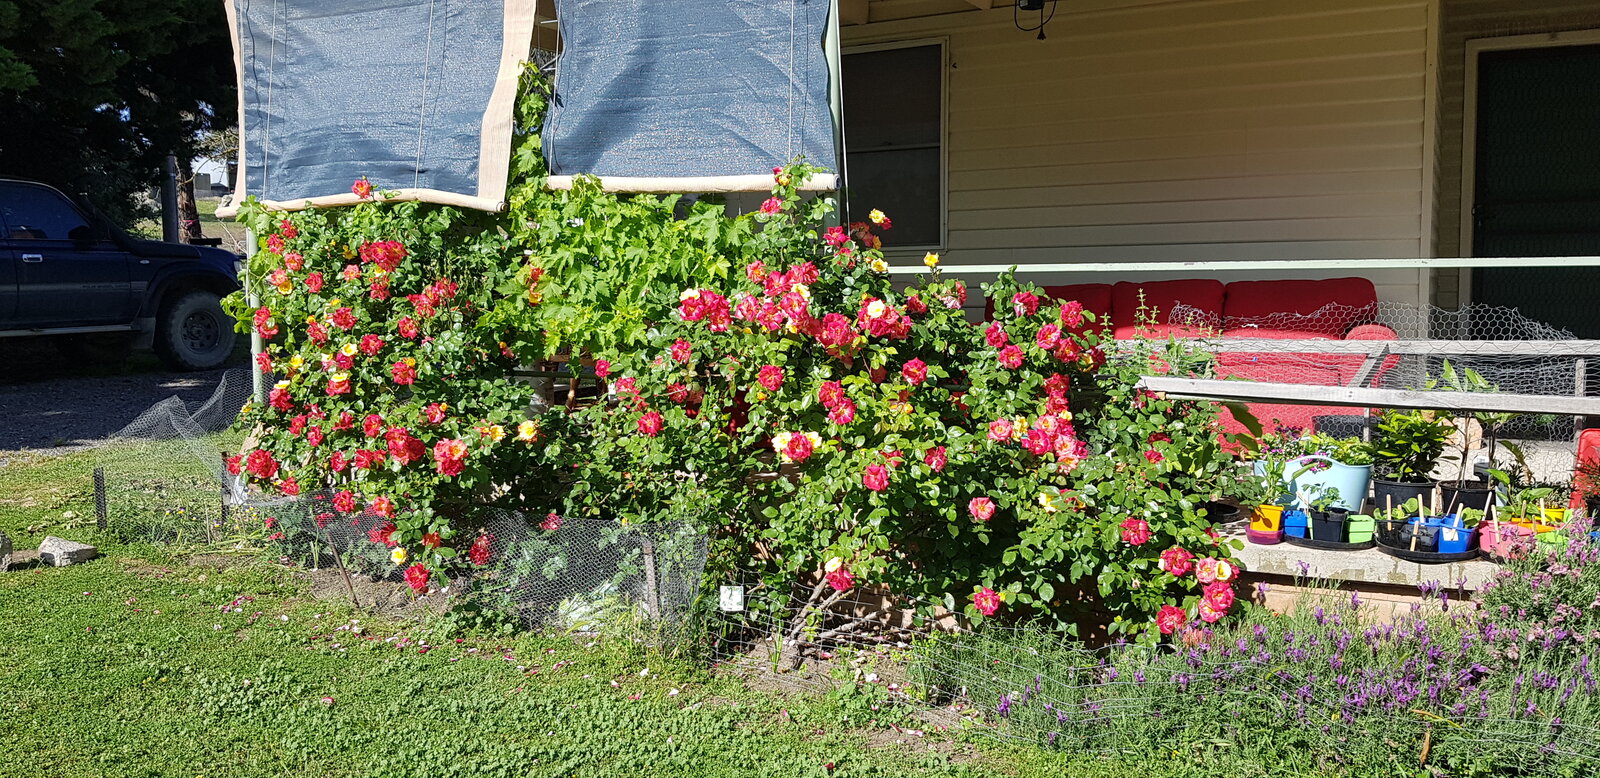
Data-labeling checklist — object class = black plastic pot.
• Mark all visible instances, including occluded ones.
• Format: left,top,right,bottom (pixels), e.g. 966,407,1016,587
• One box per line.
1202,501,1242,523
1398,522,1440,553
1439,480,1494,515
1309,508,1349,542
1373,479,1434,514
1376,516,1406,546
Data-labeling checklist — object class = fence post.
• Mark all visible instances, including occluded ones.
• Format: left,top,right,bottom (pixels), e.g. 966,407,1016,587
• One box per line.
93,467,107,531
641,538,661,621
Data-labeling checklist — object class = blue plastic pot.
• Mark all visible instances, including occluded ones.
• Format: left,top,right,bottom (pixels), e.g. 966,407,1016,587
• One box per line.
1285,455,1372,512
1426,515,1475,554
1283,509,1310,539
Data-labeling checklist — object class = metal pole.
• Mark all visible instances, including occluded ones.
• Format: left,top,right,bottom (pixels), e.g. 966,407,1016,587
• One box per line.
245,227,265,404
823,0,845,227
161,155,180,243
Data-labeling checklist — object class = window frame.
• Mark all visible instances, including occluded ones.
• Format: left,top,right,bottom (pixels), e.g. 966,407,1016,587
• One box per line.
841,37,948,253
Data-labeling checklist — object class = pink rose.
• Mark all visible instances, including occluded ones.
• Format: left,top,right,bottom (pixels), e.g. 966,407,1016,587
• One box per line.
1120,517,1151,546
973,587,1002,617
998,345,1024,369
862,463,890,492
757,365,784,392
637,410,664,437
1158,547,1195,577
987,418,1016,443
901,358,928,386
924,446,948,472
968,497,996,522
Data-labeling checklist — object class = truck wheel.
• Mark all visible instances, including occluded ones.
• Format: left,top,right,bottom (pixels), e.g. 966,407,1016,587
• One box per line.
155,290,237,371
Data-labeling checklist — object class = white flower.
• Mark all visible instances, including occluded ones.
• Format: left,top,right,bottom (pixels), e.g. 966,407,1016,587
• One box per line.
866,300,888,319
825,556,844,573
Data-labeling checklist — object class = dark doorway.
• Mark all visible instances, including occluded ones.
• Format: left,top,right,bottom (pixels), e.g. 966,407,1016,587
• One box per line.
1471,41,1600,338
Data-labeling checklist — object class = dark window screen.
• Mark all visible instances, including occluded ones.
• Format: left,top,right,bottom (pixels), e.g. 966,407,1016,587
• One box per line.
0,183,87,240
843,44,943,248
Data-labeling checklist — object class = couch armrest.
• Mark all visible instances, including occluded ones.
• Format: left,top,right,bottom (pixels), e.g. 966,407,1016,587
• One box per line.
1343,323,1396,341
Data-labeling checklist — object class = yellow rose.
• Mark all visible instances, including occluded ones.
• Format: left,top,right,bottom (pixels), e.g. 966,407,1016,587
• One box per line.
923,252,940,268
869,258,889,274
516,420,540,441
339,343,358,357
868,209,887,225
391,547,408,565
824,556,843,573
486,424,506,442
288,355,305,370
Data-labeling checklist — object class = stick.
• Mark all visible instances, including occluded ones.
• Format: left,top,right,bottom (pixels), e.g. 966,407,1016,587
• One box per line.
1411,501,1423,551
1385,494,1394,533
322,528,359,609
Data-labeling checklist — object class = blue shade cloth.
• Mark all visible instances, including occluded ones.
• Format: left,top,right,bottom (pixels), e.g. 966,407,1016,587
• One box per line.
230,0,525,210
545,0,838,182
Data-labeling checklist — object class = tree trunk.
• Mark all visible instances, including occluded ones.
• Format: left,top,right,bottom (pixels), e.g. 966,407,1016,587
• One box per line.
177,157,204,243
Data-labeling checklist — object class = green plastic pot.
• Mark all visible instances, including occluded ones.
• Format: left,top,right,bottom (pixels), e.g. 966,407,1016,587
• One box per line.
1346,514,1376,544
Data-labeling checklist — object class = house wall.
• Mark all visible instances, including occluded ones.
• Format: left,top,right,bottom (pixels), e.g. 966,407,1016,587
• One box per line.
1431,0,1600,309
844,0,1436,309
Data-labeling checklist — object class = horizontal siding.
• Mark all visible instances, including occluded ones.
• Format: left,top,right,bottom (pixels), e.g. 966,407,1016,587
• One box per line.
848,0,1433,307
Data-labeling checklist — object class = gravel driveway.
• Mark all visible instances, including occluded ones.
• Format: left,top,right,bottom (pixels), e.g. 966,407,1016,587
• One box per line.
0,340,247,454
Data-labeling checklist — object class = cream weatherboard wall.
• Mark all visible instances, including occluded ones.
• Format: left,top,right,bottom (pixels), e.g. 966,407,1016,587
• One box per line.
1430,0,1600,309
842,0,1435,309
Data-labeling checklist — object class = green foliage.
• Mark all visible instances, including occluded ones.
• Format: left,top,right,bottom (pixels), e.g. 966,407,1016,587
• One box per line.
1372,409,1453,483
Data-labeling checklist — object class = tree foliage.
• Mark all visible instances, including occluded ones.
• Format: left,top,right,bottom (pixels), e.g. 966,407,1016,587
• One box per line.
0,0,235,223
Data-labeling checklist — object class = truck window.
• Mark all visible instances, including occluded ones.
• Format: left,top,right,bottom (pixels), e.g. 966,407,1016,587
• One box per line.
0,183,89,240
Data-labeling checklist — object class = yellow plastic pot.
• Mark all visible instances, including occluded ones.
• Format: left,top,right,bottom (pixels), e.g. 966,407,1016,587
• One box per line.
1251,504,1284,533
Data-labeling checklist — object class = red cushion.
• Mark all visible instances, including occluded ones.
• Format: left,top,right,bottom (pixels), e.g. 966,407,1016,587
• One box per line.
1111,280,1224,339
1222,277,1379,338
1040,283,1112,334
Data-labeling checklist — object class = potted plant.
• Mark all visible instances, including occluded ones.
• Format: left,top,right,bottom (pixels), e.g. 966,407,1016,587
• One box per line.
1375,496,1426,547
1287,433,1372,512
1432,361,1515,515
1371,410,1452,510
1303,484,1348,542
1231,460,1291,544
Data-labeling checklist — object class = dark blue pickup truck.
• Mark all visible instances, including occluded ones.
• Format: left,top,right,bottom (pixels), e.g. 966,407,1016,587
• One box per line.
0,178,240,370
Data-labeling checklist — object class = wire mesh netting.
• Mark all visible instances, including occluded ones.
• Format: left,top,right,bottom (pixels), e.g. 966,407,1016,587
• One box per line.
89,369,712,636
92,369,253,544
1167,300,1595,478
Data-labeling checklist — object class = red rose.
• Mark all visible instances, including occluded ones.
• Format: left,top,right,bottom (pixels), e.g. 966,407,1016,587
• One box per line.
225,455,243,475
404,563,430,592
363,414,385,438
398,316,420,339
594,359,612,379
369,496,396,518
468,534,494,566
826,399,856,426
433,438,469,476
278,476,300,496
330,451,350,472
669,338,692,363
817,380,845,409
637,411,664,437
422,403,448,425
1060,300,1085,328
391,360,417,385
1156,604,1187,635
1012,291,1040,317
984,322,1008,349
782,432,814,463
924,446,947,472
973,587,1002,617
305,272,324,293
306,426,324,447
998,345,1024,369
333,490,357,513
1158,547,1195,577
421,532,441,549
244,449,278,480
756,365,784,392
540,512,564,531
824,566,855,592
268,386,293,412
352,178,373,199
368,521,397,546
330,307,357,330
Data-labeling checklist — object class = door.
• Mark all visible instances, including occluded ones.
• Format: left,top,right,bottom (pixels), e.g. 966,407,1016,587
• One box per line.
1470,42,1600,338
0,181,134,327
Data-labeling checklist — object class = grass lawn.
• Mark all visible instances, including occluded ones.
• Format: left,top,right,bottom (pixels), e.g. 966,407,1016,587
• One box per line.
0,447,1113,778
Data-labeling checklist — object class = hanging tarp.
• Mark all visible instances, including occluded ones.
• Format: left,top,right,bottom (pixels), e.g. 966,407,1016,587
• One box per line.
544,0,839,192
218,0,538,216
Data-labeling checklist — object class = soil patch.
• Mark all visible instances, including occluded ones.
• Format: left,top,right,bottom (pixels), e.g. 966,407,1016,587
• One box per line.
300,567,446,617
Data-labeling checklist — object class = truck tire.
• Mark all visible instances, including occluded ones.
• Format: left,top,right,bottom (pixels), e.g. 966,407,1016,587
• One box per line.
154,289,237,371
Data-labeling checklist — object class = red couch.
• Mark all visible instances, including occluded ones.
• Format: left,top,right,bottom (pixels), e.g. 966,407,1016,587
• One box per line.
994,277,1398,434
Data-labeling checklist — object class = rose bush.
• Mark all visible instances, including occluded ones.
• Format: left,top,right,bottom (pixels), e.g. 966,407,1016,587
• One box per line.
564,164,1245,641
228,67,1244,640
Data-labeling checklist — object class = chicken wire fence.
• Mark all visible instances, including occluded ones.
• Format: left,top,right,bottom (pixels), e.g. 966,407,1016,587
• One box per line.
1170,299,1595,447
87,370,712,636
